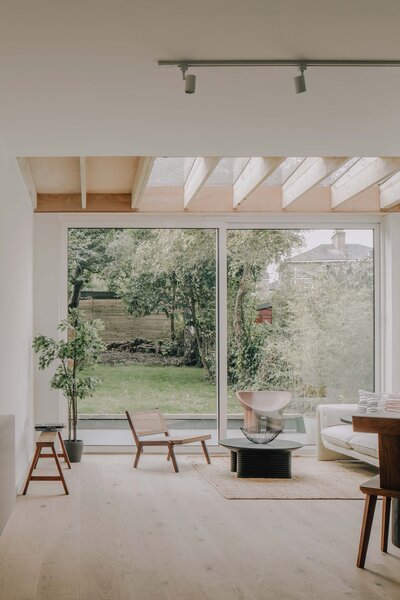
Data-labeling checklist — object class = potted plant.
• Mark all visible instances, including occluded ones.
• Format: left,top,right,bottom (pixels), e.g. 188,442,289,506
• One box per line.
33,309,105,462
294,398,318,444
293,386,325,444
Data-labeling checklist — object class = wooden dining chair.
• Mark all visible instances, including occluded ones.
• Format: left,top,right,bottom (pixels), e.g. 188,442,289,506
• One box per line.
357,476,400,568
353,413,400,568
125,409,211,473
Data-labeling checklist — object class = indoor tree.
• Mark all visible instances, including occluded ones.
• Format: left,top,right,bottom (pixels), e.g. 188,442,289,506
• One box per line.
32,309,105,461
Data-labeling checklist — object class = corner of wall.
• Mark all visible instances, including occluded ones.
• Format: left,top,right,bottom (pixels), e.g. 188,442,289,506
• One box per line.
0,147,35,488
381,213,400,392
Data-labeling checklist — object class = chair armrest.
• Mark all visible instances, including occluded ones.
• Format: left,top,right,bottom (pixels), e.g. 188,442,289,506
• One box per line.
317,403,357,429
316,404,357,461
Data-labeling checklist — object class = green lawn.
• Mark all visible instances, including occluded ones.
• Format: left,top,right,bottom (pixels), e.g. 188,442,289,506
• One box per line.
80,363,239,414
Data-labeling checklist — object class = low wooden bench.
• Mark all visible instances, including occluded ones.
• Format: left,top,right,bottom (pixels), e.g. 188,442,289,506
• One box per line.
23,431,70,495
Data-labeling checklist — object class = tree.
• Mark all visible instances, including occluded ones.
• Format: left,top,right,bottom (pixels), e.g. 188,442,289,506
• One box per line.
68,228,120,308
227,230,304,387
254,258,374,406
287,260,373,401
106,229,216,376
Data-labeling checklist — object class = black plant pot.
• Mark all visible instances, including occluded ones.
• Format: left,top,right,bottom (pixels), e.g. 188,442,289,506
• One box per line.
64,440,84,463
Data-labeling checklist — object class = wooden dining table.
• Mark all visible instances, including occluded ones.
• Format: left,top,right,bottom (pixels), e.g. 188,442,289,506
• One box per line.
352,411,400,548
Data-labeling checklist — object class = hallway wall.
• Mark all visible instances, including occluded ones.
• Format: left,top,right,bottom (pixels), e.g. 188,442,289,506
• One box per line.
0,143,34,489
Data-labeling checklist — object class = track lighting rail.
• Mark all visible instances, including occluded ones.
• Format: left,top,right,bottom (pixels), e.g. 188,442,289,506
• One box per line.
158,59,400,68
159,59,400,94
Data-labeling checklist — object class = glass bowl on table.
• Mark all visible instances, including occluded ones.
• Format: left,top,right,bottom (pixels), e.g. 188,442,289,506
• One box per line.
240,422,282,444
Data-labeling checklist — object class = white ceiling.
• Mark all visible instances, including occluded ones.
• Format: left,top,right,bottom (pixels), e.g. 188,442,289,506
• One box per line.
1,1,400,156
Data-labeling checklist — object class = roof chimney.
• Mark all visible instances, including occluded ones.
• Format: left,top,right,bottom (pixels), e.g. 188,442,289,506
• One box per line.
332,230,346,252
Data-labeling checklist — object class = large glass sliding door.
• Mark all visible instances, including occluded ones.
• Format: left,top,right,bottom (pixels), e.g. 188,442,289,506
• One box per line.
68,227,217,444
225,228,375,442
67,222,376,446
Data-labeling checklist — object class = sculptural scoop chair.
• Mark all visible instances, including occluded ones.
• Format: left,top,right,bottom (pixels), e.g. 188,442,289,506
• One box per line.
126,409,211,473
236,391,292,428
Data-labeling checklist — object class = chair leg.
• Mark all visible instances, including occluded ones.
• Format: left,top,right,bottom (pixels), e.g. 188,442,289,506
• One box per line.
134,444,143,468
51,445,69,495
201,440,211,464
23,446,40,495
169,444,179,473
381,496,391,553
166,447,171,461
33,447,41,470
357,494,378,568
58,431,71,469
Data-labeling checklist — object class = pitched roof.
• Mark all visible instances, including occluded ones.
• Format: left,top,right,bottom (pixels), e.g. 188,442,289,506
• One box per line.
256,303,272,310
286,243,372,263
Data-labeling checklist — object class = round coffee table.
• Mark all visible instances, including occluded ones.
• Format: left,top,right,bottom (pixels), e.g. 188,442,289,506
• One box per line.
219,438,302,478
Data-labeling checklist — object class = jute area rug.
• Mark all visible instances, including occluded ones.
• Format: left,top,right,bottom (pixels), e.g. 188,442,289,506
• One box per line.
187,455,378,500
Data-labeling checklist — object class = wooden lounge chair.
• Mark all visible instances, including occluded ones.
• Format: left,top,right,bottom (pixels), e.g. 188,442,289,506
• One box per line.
125,409,211,473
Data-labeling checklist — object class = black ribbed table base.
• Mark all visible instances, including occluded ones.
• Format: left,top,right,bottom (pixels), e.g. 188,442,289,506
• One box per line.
230,449,292,478
220,438,302,479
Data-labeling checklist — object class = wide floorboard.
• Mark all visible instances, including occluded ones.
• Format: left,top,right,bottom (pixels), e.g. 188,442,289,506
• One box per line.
0,454,399,600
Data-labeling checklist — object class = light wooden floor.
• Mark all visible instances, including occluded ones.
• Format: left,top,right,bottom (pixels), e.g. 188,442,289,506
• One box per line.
0,454,399,600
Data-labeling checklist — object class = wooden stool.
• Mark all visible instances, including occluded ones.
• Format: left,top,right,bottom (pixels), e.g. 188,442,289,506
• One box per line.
23,432,69,495
32,431,71,470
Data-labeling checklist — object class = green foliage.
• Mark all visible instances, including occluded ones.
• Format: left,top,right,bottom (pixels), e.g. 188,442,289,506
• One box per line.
68,228,121,307
32,310,105,441
227,229,304,388
252,258,374,408
66,228,373,418
68,228,305,389
105,229,216,375
68,228,120,285
226,230,374,414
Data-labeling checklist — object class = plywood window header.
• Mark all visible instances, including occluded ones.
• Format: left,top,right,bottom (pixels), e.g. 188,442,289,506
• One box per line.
18,155,400,214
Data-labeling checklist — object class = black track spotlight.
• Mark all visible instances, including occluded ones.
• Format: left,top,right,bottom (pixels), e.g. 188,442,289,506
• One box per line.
294,64,307,94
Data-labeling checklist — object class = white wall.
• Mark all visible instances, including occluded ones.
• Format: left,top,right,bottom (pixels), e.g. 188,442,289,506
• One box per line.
382,213,400,392
33,214,64,424
0,143,34,489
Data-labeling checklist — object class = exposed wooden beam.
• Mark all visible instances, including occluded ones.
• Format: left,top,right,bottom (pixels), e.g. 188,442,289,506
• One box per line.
282,157,348,208
380,171,400,209
34,186,380,214
79,157,87,209
17,158,37,209
37,193,132,212
131,157,155,209
331,157,400,208
233,157,284,208
184,157,220,208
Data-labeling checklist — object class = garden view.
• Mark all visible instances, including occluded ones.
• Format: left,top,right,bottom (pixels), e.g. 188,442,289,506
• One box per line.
68,227,374,417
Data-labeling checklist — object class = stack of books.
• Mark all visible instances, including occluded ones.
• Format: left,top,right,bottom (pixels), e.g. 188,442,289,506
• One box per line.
383,393,400,413
358,390,380,414
35,423,65,432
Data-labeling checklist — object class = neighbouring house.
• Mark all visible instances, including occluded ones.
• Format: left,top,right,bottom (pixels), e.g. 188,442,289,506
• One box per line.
280,230,373,287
